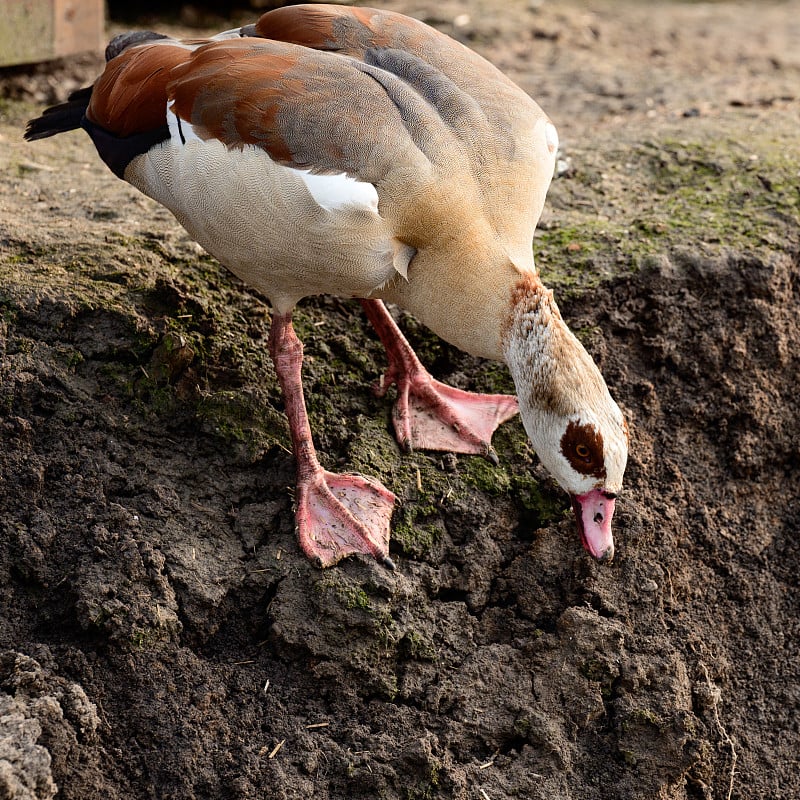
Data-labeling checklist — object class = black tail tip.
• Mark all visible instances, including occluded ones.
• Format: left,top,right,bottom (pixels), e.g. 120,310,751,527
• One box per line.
24,86,93,141
24,117,58,141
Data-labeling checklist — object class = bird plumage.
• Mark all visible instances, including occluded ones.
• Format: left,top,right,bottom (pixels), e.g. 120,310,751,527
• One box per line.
25,4,628,565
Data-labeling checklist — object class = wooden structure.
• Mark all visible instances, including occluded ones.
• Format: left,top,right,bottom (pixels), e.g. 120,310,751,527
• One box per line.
0,0,104,67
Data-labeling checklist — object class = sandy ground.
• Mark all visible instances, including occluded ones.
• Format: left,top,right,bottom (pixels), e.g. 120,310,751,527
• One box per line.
1,1,799,798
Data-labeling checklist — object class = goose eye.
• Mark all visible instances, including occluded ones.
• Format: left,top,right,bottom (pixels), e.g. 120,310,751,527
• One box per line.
561,420,606,480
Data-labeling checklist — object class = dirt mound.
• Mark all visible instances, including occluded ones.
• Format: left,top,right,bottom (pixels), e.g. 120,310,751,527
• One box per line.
2,225,798,798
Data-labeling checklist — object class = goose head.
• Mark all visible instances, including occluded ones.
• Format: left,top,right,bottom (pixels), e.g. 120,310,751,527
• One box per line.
504,276,628,561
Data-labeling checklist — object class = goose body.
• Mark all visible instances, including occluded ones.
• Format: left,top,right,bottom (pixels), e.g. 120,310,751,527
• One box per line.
26,4,628,566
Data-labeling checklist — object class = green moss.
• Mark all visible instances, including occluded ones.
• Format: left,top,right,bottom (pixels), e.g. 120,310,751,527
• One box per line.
127,381,177,419
474,361,516,395
513,714,533,739
536,220,639,293
461,447,566,524
197,389,286,458
403,759,441,800
314,574,394,630
401,630,437,661
386,452,465,559
623,708,665,732
537,129,800,293
311,578,400,698
343,584,372,612
462,457,511,495
61,347,84,371
579,652,623,700
0,289,17,323
510,472,565,523
392,496,442,559
129,625,170,650
633,138,799,250
404,787,433,800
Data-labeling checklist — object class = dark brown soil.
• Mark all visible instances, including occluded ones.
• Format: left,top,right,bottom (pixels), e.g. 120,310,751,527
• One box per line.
1,2,799,799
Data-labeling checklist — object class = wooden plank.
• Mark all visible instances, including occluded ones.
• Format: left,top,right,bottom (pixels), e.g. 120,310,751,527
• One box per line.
0,0,53,67
0,0,104,68
54,0,104,59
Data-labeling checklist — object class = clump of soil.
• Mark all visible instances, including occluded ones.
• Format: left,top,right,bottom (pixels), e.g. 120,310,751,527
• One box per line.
1,2,799,799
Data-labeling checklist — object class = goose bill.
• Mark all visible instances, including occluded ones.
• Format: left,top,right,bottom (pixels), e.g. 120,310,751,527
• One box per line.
571,489,616,562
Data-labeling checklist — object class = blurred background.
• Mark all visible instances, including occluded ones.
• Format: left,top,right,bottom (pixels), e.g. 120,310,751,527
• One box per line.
0,0,740,70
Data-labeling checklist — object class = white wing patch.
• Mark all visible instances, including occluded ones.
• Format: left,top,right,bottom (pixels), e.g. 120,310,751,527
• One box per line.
292,168,380,214
166,102,203,146
545,121,559,154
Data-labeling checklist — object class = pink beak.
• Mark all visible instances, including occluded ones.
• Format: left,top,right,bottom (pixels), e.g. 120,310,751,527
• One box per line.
571,489,616,561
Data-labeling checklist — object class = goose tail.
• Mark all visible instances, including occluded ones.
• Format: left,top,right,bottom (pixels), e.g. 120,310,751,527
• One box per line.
24,86,93,141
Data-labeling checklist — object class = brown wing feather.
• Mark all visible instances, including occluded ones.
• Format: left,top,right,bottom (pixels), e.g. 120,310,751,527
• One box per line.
252,3,526,163
164,36,477,247
166,38,454,182
251,4,549,255
253,4,393,52
87,43,192,137
254,5,525,109
168,41,305,164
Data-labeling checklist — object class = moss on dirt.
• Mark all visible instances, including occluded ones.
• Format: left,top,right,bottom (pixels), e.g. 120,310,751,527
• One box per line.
315,574,374,613
388,456,457,559
400,629,437,661
392,503,444,560
537,129,800,292
310,572,401,698
196,388,287,459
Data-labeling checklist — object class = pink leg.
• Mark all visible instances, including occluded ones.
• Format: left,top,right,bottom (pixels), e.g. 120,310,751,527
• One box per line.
269,311,396,569
360,299,519,464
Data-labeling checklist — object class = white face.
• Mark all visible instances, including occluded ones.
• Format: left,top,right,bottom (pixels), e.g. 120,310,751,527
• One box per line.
501,275,629,505
521,402,629,497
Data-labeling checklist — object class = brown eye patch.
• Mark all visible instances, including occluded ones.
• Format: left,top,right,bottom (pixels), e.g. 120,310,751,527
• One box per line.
561,421,606,479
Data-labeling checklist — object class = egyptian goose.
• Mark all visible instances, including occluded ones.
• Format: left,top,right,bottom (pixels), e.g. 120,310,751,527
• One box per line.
25,4,628,567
